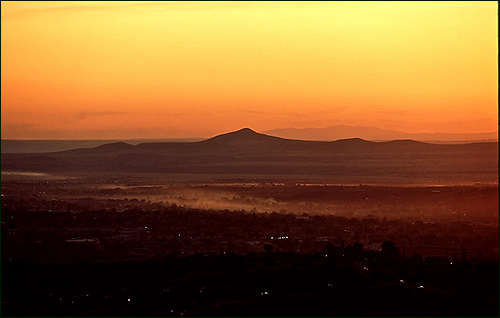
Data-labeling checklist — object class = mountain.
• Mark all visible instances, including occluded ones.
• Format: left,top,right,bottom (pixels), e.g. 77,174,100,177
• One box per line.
203,128,286,143
1,128,497,184
264,125,498,142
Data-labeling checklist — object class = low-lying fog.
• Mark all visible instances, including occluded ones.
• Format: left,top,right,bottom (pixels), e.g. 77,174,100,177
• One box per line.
7,178,491,223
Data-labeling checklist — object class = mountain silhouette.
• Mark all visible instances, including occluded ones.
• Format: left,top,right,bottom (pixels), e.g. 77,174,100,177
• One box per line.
204,128,277,142
94,141,134,151
264,125,498,142
1,128,497,184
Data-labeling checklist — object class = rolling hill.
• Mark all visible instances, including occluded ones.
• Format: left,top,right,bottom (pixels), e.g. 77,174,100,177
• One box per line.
264,125,498,142
1,128,498,184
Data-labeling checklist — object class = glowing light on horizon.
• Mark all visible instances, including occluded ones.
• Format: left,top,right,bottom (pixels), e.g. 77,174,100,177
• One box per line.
1,1,497,139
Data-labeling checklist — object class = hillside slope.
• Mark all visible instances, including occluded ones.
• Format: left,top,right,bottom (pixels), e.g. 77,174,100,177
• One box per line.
1,128,498,184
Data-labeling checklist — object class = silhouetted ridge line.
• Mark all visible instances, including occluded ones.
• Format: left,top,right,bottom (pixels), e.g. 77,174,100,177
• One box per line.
202,127,289,143
264,125,498,142
333,137,372,143
50,129,498,155
1,127,497,179
94,142,134,150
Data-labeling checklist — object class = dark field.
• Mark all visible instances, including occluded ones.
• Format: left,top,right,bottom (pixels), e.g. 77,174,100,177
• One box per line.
1,172,498,316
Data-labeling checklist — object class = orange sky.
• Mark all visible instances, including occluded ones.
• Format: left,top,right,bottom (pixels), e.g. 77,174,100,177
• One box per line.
1,1,498,139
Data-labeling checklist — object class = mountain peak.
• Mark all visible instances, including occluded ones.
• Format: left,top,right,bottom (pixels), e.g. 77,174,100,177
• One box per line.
235,127,258,134
203,128,284,143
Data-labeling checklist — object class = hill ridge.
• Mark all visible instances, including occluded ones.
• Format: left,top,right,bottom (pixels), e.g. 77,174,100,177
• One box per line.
1,127,497,185
264,125,498,142
202,127,289,143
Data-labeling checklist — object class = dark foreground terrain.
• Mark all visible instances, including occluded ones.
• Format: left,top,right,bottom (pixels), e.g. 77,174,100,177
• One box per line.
2,249,498,317
1,174,498,316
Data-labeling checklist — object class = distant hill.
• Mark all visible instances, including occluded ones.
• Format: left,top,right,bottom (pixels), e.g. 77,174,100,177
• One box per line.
203,128,287,143
264,125,498,143
1,128,498,184
1,138,203,153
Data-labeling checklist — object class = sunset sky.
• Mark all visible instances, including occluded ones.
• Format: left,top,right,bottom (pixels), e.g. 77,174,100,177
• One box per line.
1,1,497,139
